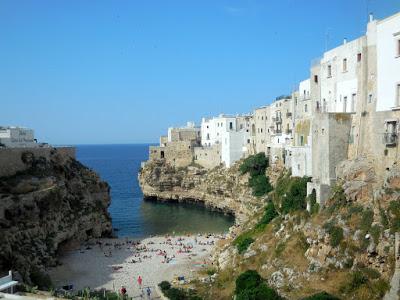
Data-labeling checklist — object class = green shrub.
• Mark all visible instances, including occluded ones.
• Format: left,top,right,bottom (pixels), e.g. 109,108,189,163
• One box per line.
240,153,269,176
328,226,344,247
340,271,368,293
249,174,273,197
159,281,171,291
235,236,255,254
370,225,381,244
360,209,374,231
388,200,400,232
240,153,272,197
301,291,340,300
235,270,282,300
308,190,319,215
257,202,278,229
161,284,202,300
280,176,311,214
361,267,381,280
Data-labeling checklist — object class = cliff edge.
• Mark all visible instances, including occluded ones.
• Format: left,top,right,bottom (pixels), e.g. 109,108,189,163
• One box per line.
138,159,265,224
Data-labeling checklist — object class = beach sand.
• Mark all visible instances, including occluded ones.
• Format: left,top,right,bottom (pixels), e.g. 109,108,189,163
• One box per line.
49,234,223,299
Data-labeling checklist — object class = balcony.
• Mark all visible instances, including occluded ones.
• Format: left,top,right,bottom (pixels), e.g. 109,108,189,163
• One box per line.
286,112,292,118
285,129,292,135
275,129,282,135
383,132,397,147
272,116,282,124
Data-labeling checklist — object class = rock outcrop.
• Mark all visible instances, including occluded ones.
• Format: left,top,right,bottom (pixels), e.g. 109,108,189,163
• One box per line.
138,159,263,224
0,149,112,282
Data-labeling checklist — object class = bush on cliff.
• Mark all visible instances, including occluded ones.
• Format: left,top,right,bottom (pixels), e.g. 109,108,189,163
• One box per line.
273,173,311,214
257,202,278,229
240,153,272,197
235,270,282,300
234,235,255,254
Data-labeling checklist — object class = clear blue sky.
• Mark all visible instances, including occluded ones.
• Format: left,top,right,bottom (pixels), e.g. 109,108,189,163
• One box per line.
1,1,399,144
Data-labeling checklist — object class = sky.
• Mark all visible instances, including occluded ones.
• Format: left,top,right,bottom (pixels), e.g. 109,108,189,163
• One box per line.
0,1,399,144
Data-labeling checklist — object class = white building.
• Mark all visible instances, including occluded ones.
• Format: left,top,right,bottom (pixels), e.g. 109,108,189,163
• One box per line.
373,12,400,111
319,36,365,113
0,126,39,148
200,114,250,167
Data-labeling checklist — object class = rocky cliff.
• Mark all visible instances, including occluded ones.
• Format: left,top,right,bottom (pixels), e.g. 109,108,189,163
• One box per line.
0,149,112,284
139,159,264,224
140,156,400,299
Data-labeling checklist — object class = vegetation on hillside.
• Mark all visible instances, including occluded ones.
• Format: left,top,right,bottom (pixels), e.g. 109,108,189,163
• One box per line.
235,270,282,300
240,153,272,197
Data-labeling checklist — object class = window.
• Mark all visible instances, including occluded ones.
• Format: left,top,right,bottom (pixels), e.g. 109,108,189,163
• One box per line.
261,116,264,120
314,75,318,83
261,128,263,133
368,94,373,103
397,39,400,57
357,53,362,62
300,135,304,146
343,58,347,72
343,96,347,112
304,104,308,112
397,84,400,106
327,65,332,77
351,94,356,111
247,139,250,144
229,122,233,130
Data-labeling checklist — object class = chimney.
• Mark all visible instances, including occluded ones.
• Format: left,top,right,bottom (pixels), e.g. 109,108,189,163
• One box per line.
343,38,347,44
369,13,374,22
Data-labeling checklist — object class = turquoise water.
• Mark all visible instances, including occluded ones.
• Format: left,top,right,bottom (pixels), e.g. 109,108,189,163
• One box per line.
76,144,234,238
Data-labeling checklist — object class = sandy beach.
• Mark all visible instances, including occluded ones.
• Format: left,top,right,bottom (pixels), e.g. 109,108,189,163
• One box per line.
49,234,224,299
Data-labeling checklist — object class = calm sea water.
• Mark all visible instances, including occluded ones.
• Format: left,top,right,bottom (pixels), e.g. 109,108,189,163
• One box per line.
76,144,234,238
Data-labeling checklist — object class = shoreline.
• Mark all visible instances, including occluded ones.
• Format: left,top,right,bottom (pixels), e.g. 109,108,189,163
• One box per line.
49,233,226,298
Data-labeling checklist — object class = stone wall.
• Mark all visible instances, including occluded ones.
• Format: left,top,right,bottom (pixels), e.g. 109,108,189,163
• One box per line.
0,147,76,178
149,141,196,168
194,145,221,169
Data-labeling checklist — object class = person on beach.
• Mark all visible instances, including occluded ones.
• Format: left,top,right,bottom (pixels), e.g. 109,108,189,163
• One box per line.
146,287,151,299
137,275,143,288
120,286,127,299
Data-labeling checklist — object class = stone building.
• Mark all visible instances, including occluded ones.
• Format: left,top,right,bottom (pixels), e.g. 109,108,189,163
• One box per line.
149,122,201,168
0,126,43,148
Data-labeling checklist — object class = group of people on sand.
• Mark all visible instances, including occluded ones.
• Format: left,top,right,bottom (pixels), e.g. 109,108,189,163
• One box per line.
119,275,152,299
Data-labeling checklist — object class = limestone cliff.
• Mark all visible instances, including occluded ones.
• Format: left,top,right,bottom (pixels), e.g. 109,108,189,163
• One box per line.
202,157,400,300
0,149,112,283
138,159,264,224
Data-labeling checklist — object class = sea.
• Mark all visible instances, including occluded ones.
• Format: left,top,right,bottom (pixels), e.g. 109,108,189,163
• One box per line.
76,144,234,238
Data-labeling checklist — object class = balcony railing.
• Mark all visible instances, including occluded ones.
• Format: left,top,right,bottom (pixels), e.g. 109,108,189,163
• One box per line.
286,112,292,118
383,132,397,146
285,129,292,135
272,117,282,123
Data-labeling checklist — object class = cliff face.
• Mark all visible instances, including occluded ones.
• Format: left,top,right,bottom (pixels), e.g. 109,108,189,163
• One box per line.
0,149,112,282
139,160,264,224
